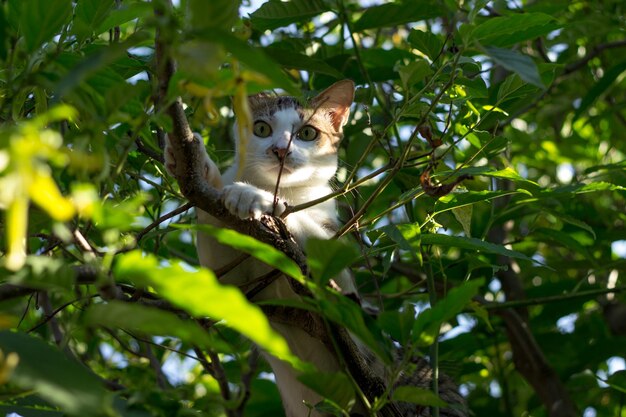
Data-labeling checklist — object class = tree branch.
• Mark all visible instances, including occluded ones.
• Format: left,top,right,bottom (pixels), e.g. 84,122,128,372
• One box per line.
563,39,626,75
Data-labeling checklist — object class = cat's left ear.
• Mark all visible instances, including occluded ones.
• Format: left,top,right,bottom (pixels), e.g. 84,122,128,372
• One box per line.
311,80,355,132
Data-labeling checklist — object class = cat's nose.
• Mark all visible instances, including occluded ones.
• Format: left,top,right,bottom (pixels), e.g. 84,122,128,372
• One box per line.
270,146,291,161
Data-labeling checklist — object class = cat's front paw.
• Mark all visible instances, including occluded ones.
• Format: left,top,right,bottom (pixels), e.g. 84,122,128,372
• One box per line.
222,183,286,220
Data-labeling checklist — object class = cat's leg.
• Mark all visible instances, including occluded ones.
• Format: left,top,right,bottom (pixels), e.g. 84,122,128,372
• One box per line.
222,182,287,219
163,133,223,189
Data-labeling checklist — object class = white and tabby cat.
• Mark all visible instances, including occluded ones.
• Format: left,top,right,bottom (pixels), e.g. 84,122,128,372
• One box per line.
165,80,466,417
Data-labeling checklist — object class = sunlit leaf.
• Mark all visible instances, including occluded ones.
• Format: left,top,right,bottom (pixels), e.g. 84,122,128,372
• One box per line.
114,251,306,370
181,224,305,281
84,301,231,352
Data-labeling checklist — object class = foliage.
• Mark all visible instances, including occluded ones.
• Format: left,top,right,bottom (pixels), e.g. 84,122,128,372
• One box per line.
1,0,625,416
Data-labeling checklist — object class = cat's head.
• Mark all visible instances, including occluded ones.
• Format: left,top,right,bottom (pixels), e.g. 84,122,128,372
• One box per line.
235,80,354,188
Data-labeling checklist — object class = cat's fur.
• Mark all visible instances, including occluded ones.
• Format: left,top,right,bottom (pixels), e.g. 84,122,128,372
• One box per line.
165,80,466,417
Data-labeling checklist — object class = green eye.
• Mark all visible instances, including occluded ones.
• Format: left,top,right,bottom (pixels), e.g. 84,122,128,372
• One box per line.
253,121,272,138
297,125,319,141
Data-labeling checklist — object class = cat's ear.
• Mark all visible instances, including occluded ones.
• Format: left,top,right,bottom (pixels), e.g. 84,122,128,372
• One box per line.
311,80,354,131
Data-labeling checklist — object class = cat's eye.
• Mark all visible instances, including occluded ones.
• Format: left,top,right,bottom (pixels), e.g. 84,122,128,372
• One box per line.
253,121,272,138
297,125,319,141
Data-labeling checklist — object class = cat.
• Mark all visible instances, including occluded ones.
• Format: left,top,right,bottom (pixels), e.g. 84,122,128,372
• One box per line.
164,80,466,417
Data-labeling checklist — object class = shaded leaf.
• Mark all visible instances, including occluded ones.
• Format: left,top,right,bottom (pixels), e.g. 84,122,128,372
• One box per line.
306,238,360,284
484,46,544,88
574,59,626,120
353,2,443,32
250,0,329,31
0,331,113,416
392,386,448,407
264,47,345,78
421,234,534,262
412,279,484,345
472,13,559,47
83,301,231,352
298,371,355,409
408,30,444,61
19,0,72,52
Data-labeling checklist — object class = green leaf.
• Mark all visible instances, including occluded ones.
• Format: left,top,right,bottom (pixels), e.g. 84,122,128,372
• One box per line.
392,386,448,407
574,59,626,120
353,1,443,32
377,223,422,265
452,204,473,237
73,0,115,41
190,0,240,30
264,47,345,78
114,251,305,370
397,60,433,88
412,279,484,345
96,2,153,34
0,405,63,417
408,30,444,61
201,29,298,94
434,190,531,214
250,0,329,31
181,223,305,281
298,371,355,409
605,370,626,394
305,238,360,284
0,331,114,416
472,13,559,47
83,301,231,352
421,234,534,263
484,46,545,88
316,293,391,364
19,0,72,52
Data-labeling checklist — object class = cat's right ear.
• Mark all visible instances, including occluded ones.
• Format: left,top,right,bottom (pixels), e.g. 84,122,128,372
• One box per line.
311,80,355,131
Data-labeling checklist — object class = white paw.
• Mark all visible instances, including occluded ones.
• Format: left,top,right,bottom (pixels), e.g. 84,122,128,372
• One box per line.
222,182,286,219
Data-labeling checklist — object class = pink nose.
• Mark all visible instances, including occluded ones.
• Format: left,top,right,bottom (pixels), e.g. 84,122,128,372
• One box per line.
270,146,291,161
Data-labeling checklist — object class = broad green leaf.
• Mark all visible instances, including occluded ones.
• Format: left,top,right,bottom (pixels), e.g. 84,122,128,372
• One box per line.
83,301,231,352
114,251,305,370
0,331,114,416
264,47,345,79
73,0,115,41
353,1,443,32
392,386,448,407
249,0,329,31
0,406,63,417
181,223,305,281
408,30,444,61
452,204,473,237
421,234,534,263
472,13,559,47
317,294,391,364
484,46,544,88
574,59,626,120
434,190,531,214
298,371,355,409
547,181,626,195
190,0,240,30
202,30,298,94
377,224,422,265
18,0,72,52
305,238,360,284
397,60,433,88
605,370,626,394
412,279,484,345
450,166,540,192
96,1,153,34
